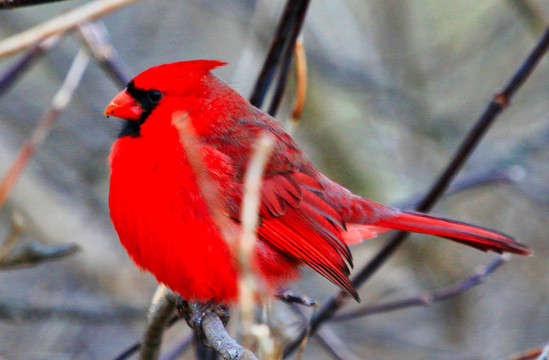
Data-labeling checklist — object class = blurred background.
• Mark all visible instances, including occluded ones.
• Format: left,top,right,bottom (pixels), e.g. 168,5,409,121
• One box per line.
0,0,548,359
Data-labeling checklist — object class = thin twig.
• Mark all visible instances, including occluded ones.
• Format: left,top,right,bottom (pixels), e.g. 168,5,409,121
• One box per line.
0,296,143,322
0,0,70,9
238,133,275,348
267,2,310,117
114,343,141,360
0,49,89,211
332,256,507,322
288,304,360,360
0,241,79,269
0,0,139,59
112,316,180,360
316,327,362,360
139,286,177,360
249,0,311,109
78,21,131,87
201,313,259,360
0,34,61,97
284,24,549,360
288,34,307,132
396,165,526,210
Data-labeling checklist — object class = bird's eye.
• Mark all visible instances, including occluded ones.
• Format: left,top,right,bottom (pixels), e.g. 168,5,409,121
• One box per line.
147,89,163,104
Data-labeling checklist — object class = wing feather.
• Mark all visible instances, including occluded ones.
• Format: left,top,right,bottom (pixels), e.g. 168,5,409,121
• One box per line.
256,172,358,300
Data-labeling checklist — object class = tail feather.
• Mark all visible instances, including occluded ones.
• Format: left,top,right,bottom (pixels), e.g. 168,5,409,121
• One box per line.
374,211,532,255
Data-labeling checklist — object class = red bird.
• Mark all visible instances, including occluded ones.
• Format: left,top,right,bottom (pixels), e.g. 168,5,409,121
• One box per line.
105,60,530,303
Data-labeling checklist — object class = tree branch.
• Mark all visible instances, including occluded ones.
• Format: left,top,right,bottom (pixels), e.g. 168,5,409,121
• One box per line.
0,34,61,97
249,0,311,109
0,0,139,59
78,21,131,87
288,34,307,131
287,303,361,360
238,133,274,348
267,2,310,117
201,312,258,360
0,49,89,211
332,255,507,322
139,286,177,360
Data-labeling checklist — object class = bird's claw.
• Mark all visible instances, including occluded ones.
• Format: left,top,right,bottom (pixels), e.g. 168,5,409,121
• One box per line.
177,298,230,335
276,290,318,307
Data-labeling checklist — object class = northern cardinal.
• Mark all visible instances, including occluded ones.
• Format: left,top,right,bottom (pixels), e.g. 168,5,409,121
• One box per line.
105,60,530,302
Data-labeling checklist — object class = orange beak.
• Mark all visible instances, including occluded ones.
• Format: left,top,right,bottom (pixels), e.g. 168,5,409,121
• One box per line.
104,89,143,121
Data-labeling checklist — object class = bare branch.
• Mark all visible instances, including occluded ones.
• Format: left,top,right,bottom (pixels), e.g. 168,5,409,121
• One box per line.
238,133,274,348
0,34,61,97
0,0,139,59
0,241,79,270
0,294,143,322
78,21,131,87
288,34,307,132
0,49,89,211
287,301,360,360
316,326,362,360
396,165,526,211
0,0,70,9
139,286,177,360
201,312,258,360
249,0,311,109
267,5,310,117
332,256,507,322
112,315,180,360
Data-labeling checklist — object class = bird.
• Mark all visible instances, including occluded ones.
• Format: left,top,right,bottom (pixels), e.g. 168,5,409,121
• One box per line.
104,60,531,304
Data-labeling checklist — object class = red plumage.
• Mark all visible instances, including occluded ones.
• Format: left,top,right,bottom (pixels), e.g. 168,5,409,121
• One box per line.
105,60,531,302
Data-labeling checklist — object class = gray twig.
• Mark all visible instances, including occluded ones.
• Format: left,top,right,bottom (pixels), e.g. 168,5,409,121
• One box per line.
0,34,61,96
332,256,508,322
288,302,360,360
78,21,131,87
0,241,80,270
0,295,144,322
0,0,140,58
0,49,89,211
201,312,258,360
140,286,177,360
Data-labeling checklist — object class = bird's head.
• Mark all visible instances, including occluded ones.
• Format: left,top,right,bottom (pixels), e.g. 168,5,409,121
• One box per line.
104,60,228,136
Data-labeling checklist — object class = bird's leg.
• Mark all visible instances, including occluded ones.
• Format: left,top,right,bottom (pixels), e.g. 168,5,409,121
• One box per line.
276,290,318,307
177,297,230,335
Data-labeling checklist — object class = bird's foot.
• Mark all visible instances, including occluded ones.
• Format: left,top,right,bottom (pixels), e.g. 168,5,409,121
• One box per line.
177,298,230,333
276,290,318,307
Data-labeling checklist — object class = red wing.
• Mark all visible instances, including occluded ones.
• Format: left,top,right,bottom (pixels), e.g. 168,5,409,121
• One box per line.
257,173,358,300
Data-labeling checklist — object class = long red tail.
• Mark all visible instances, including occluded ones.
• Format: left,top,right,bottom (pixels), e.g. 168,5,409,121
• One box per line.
374,211,532,255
